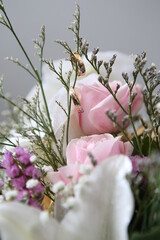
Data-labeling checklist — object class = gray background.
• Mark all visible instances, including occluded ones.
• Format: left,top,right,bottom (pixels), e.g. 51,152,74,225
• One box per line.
0,0,160,113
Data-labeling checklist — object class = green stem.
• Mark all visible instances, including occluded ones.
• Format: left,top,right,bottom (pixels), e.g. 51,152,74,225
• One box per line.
0,142,16,147
107,86,128,114
66,63,78,145
128,82,142,155
111,119,134,147
16,62,38,81
66,98,72,146
0,94,45,129
0,131,17,147
76,6,80,53
3,11,37,80
40,35,45,79
83,53,100,74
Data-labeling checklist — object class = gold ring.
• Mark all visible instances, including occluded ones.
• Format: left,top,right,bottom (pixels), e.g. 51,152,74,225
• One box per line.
70,52,86,76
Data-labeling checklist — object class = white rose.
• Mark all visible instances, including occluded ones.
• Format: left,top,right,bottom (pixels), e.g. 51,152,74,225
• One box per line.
0,155,134,240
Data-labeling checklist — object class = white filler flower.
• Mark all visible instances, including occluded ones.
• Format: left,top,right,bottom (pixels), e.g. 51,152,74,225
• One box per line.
26,179,38,189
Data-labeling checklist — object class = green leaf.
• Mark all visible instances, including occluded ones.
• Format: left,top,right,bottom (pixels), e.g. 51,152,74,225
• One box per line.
130,226,160,240
132,135,157,156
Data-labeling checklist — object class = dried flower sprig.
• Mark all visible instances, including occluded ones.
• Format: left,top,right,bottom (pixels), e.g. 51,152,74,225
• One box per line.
88,50,160,155
43,4,82,146
0,88,65,170
90,54,143,155
68,4,81,52
80,39,103,74
0,2,65,167
134,52,160,149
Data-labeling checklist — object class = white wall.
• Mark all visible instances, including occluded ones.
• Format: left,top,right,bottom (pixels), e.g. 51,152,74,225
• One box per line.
0,0,160,112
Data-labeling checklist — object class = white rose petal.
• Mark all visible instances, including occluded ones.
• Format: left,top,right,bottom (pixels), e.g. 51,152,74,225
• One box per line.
0,202,72,240
61,155,134,240
40,211,50,224
0,155,134,240
0,195,4,203
73,183,81,196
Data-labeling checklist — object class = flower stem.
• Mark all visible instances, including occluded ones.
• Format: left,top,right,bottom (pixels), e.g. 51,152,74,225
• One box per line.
66,63,78,146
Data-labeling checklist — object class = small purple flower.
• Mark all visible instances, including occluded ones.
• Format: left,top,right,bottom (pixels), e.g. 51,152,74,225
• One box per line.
5,164,20,178
14,147,26,156
15,147,30,165
18,154,30,165
12,176,27,190
130,155,149,175
33,168,42,178
16,190,28,201
29,182,44,200
2,147,44,210
1,151,14,168
24,165,42,178
33,182,44,194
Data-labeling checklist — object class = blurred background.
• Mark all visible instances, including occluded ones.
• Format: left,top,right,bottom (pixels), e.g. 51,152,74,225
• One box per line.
0,0,160,113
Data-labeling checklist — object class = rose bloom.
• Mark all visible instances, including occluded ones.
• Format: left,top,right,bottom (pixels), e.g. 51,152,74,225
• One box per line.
73,74,143,135
46,133,133,185
49,73,143,142
5,51,135,151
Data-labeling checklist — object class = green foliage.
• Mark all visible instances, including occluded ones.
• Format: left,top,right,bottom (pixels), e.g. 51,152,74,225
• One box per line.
132,135,157,156
130,226,160,240
129,152,160,238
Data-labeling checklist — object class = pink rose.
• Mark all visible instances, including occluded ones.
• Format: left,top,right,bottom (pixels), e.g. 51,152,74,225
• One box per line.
47,133,133,185
74,74,143,135
66,134,133,165
49,73,143,143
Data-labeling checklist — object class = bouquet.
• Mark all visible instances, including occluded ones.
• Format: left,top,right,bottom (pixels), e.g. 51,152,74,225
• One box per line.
0,2,160,240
